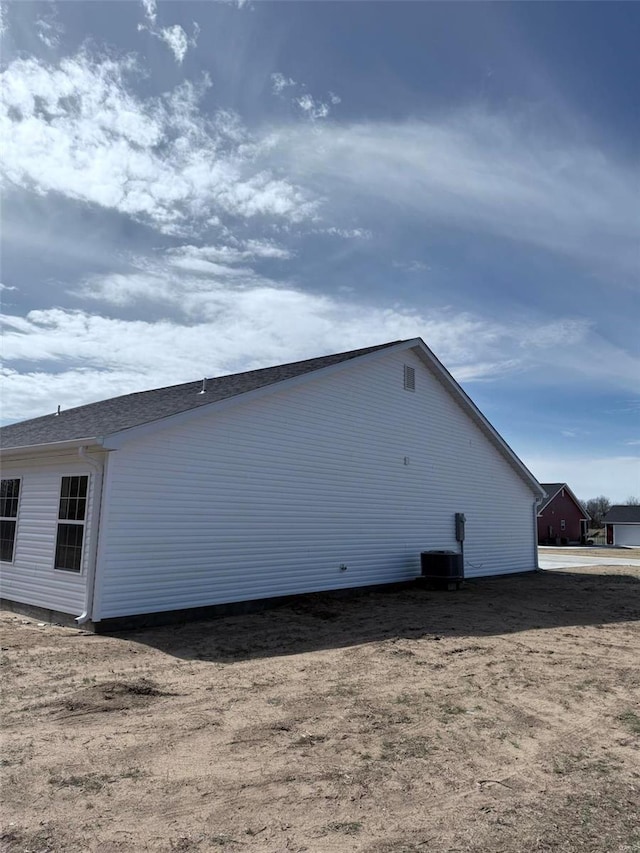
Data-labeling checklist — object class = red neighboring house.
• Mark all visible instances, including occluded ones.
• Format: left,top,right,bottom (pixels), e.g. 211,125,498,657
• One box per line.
537,483,590,545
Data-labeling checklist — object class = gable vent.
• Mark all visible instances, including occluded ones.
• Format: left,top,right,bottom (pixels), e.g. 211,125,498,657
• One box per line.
403,365,416,391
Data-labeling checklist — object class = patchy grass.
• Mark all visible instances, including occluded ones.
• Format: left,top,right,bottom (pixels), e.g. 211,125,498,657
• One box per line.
618,709,640,735
323,821,363,835
48,772,114,792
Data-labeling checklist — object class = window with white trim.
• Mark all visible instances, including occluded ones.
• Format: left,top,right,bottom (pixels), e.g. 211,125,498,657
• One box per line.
560,519,566,531
1,478,21,562
54,476,88,572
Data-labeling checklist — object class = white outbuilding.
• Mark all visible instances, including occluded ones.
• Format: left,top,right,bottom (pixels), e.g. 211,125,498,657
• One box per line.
0,338,545,630
603,506,640,547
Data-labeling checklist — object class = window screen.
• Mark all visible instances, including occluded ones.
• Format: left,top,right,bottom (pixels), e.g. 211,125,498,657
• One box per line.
54,476,88,572
0,479,20,562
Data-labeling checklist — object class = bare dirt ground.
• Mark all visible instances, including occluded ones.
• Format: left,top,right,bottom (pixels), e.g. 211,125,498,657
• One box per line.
2,564,639,853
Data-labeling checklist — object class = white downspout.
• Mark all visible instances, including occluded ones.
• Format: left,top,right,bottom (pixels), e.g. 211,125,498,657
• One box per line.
533,499,541,570
76,446,104,626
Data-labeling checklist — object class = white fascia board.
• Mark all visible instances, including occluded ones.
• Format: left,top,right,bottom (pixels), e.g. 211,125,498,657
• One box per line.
409,340,545,499
102,340,420,450
0,437,105,460
536,491,552,517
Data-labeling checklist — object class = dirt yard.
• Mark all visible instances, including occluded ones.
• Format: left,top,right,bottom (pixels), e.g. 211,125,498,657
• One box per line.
2,564,639,853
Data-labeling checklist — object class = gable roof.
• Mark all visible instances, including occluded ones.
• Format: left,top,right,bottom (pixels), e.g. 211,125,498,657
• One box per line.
0,337,544,498
603,505,640,524
0,341,402,451
538,483,590,519
538,483,565,511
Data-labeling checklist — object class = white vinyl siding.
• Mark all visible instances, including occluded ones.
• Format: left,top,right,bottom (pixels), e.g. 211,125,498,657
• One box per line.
0,454,99,615
94,349,537,621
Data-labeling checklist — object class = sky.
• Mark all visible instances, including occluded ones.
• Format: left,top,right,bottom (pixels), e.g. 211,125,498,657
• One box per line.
1,1,639,502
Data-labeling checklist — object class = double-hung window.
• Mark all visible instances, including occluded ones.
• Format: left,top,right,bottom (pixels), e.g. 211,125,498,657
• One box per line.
55,476,88,572
0,478,21,562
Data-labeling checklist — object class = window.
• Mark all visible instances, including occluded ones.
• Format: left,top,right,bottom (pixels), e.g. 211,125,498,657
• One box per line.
1,478,20,562
560,519,566,531
403,364,416,391
55,476,88,572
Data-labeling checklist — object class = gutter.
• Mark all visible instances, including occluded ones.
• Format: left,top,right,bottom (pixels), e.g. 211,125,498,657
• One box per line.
533,499,542,570
75,446,105,626
0,437,104,458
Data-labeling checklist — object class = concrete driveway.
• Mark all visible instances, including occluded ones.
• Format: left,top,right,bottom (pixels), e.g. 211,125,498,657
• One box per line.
538,547,640,570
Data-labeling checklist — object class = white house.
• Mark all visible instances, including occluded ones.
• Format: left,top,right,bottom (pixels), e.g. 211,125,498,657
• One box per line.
603,506,640,547
0,338,545,630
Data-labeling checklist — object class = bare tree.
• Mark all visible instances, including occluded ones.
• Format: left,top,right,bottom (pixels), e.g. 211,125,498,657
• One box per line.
625,496,640,505
584,496,611,527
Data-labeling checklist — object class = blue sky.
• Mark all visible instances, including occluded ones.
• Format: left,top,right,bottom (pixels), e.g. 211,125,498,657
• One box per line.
1,1,638,501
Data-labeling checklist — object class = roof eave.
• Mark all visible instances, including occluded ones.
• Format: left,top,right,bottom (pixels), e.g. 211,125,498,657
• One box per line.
0,437,105,458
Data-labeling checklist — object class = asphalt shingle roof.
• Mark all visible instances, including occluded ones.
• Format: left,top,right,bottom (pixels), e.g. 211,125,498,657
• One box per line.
0,341,405,450
603,505,640,524
538,483,565,512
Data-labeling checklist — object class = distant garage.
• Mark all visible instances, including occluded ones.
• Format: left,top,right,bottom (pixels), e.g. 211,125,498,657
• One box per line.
603,506,640,547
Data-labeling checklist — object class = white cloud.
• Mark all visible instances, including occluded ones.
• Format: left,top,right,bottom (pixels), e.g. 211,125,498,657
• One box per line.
167,240,292,266
271,73,296,95
243,239,291,260
270,112,640,279
158,25,189,64
0,297,421,421
3,246,638,425
2,42,637,441
0,278,484,421
0,52,315,235
138,0,198,64
141,0,157,25
296,94,330,121
522,452,640,504
313,227,372,240
12,51,632,285
35,7,64,49
271,72,339,121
